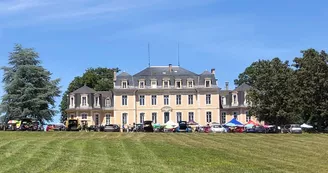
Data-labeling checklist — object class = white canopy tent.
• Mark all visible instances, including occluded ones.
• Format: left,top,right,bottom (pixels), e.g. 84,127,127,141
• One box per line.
301,123,313,129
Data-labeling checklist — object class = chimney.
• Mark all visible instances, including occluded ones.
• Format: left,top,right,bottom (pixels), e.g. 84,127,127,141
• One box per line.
113,70,117,82
169,64,172,72
211,68,215,74
225,81,229,90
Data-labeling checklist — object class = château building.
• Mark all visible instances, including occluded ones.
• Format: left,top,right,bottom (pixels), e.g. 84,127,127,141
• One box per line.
65,64,256,126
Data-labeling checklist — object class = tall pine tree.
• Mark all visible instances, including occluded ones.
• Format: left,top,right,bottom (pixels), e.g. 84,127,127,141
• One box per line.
1,44,60,123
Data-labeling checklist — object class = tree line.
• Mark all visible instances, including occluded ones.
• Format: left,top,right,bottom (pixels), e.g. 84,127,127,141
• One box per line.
235,49,328,131
1,44,327,131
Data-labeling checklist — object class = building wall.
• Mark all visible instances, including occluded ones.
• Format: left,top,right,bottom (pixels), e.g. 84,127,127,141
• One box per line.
113,92,220,126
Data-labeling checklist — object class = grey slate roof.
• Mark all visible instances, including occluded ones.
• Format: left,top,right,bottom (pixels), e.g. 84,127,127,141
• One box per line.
117,72,131,77
115,66,217,87
200,70,212,75
134,66,198,76
71,85,96,94
233,83,251,91
220,83,251,108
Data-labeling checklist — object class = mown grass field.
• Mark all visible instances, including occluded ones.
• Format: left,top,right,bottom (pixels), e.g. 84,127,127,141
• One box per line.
0,132,327,173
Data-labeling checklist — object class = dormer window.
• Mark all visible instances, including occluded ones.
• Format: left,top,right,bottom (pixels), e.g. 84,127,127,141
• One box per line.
70,97,74,106
188,81,193,88
175,80,181,89
151,80,157,88
163,80,169,88
95,96,99,107
205,80,211,87
105,98,111,107
82,97,87,106
139,81,145,88
122,81,128,88
221,96,226,105
233,95,237,104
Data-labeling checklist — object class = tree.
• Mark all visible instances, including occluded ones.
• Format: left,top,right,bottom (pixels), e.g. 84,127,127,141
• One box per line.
0,44,60,123
59,68,119,122
293,49,328,131
236,58,297,125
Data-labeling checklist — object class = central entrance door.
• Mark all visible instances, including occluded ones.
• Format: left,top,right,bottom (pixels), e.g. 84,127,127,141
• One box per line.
164,112,170,123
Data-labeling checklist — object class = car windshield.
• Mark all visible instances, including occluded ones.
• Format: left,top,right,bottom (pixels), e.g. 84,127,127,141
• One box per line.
292,124,300,128
212,125,221,128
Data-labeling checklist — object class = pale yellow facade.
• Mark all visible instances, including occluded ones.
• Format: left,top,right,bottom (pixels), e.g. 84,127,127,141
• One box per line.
113,92,220,126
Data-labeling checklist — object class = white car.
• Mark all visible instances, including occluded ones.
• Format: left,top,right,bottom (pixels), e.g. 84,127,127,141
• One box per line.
211,124,226,133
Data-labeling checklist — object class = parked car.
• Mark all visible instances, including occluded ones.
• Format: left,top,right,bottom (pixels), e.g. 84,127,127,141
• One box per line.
66,119,80,131
104,124,120,132
135,123,144,132
282,124,302,134
17,118,34,131
244,128,257,133
143,121,154,132
53,123,66,131
46,124,54,131
211,124,226,133
31,121,44,131
176,121,191,132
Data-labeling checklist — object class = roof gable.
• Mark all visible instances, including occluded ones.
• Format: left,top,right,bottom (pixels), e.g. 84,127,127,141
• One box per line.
71,85,96,94
233,83,251,91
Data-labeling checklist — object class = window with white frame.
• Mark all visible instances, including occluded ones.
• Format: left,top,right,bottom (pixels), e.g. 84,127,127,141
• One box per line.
176,95,181,105
82,96,87,106
164,95,169,105
206,112,212,123
151,80,157,88
163,80,169,88
205,80,211,87
139,81,145,88
233,94,237,104
122,95,127,105
221,112,226,124
176,112,182,123
122,81,128,88
139,95,145,106
221,96,226,105
122,113,127,124
188,95,193,105
175,80,181,88
152,113,157,123
70,97,74,106
81,113,87,119
106,114,111,125
233,112,238,119
140,113,145,123
95,96,99,106
151,95,157,105
206,94,211,104
105,98,111,107
246,111,251,122
188,80,193,88
188,112,194,121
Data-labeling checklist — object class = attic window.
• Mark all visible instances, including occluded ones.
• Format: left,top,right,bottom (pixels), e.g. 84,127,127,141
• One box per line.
175,80,181,89
122,81,128,88
163,80,169,88
188,81,193,88
205,80,211,87
151,80,157,88
139,81,145,88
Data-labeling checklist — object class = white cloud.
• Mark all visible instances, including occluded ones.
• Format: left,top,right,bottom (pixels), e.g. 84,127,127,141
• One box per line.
0,0,53,14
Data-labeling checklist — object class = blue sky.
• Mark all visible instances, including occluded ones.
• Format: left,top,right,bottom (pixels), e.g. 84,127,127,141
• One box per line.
0,0,327,123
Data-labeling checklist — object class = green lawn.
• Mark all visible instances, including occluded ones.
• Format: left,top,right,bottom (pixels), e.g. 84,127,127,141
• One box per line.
0,132,327,173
